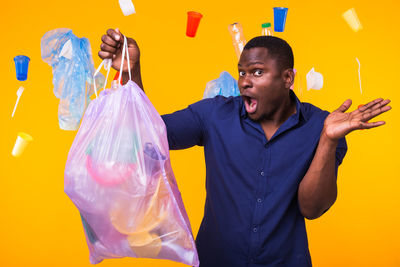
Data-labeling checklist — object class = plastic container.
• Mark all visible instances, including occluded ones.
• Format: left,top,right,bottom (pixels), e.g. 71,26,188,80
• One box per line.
261,22,273,36
119,0,135,16
273,7,288,32
11,132,33,157
342,8,363,32
186,11,203,37
13,55,30,81
228,22,247,60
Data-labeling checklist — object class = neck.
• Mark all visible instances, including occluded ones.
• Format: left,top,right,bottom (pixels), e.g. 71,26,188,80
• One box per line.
260,91,297,128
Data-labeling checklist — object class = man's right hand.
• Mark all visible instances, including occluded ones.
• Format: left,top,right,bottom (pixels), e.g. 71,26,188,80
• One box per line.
98,28,143,89
98,28,140,74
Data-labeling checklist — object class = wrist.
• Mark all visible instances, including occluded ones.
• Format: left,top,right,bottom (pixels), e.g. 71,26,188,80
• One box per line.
131,63,141,79
121,63,144,91
320,128,339,147
121,63,139,80
121,61,140,74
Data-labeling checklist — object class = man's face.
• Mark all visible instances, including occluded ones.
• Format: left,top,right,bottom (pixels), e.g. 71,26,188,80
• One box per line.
238,47,293,121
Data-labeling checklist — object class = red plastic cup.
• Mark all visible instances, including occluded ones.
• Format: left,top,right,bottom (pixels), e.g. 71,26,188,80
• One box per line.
186,11,203,37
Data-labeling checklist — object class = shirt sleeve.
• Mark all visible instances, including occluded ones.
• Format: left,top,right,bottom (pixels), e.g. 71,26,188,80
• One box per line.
335,136,348,175
161,98,215,150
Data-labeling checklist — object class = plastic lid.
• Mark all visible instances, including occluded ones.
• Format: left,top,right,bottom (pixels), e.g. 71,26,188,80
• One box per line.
262,23,271,28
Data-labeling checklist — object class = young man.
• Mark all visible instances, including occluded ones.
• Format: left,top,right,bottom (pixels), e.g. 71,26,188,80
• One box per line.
99,29,391,267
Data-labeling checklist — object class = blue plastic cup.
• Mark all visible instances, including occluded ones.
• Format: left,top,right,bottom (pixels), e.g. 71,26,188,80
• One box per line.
273,7,288,32
14,55,30,81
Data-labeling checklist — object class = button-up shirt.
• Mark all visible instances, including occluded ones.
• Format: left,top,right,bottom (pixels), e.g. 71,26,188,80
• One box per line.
161,91,347,267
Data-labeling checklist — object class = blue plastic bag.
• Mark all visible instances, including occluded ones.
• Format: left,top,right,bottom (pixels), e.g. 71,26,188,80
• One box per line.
41,28,104,130
203,71,240,99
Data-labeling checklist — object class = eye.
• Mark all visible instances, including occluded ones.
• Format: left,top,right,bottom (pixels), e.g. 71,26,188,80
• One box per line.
239,71,246,77
254,69,263,77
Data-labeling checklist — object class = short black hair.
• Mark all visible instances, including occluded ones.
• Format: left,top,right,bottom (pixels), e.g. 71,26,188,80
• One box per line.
243,36,294,72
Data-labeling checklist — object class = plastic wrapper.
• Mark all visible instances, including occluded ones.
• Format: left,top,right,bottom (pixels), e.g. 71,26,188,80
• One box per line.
203,71,240,99
41,28,105,130
64,77,199,266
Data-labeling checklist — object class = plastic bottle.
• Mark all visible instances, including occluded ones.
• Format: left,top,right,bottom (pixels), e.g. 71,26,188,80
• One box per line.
228,22,247,60
111,80,119,91
261,23,273,36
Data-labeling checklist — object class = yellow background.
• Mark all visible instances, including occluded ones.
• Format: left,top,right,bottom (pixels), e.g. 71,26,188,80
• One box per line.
1,0,399,266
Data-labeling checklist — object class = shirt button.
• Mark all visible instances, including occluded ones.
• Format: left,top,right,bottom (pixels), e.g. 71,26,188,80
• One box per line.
253,227,258,233
257,198,262,203
260,171,265,176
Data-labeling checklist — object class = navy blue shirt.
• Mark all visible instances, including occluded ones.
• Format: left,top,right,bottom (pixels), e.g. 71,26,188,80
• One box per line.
161,91,347,267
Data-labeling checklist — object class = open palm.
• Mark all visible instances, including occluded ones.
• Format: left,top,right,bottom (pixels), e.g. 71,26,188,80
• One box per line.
323,98,391,141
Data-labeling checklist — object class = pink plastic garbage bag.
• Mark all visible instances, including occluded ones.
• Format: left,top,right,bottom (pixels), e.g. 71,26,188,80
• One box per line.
64,36,199,266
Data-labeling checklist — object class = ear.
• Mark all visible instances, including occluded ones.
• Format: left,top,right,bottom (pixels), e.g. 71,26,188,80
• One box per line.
283,68,295,89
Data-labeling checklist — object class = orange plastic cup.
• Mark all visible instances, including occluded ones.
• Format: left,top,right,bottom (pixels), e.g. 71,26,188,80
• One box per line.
186,11,203,37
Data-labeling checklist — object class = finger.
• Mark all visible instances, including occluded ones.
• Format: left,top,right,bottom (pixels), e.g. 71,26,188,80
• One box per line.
115,28,125,42
106,28,123,43
358,98,384,112
98,51,113,60
358,99,391,121
334,99,352,113
361,105,392,122
100,43,117,54
370,99,391,113
363,99,390,114
101,34,119,48
362,99,391,118
358,121,386,130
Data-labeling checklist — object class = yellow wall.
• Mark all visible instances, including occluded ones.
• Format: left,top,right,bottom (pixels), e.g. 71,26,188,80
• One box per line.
1,0,399,266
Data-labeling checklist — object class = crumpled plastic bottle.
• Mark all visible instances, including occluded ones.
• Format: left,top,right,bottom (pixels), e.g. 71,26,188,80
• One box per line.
41,28,105,130
203,71,240,99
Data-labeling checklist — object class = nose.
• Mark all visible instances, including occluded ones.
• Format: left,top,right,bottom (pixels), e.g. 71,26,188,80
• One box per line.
239,73,252,91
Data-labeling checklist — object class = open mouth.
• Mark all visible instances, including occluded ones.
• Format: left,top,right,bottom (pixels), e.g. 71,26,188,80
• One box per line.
242,95,258,114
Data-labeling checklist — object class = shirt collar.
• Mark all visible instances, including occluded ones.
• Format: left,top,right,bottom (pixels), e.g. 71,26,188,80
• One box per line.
240,90,307,122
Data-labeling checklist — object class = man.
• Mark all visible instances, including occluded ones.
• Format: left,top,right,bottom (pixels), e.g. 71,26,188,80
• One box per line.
98,28,391,266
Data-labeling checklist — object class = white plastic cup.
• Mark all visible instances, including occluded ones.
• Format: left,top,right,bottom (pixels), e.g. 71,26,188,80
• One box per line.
342,8,363,32
119,0,136,16
12,132,33,157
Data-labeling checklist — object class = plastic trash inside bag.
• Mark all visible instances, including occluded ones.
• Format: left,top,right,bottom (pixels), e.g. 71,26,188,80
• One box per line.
41,28,105,130
203,71,240,99
64,37,199,266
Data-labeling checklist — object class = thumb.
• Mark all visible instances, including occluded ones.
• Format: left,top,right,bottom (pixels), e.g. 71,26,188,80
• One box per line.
334,99,352,113
115,28,124,43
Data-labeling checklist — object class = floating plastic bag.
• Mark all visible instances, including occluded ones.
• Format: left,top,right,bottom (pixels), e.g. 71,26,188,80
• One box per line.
306,67,323,90
203,71,240,99
64,37,199,266
41,28,105,130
